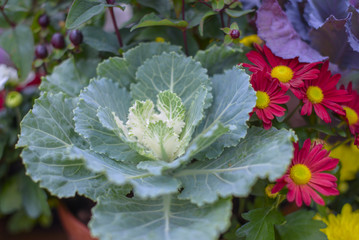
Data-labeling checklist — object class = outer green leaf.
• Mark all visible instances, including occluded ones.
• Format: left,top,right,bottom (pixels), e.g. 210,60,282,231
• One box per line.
237,207,285,240
195,67,256,160
175,127,295,206
17,93,115,199
18,93,179,199
74,78,138,162
0,176,22,214
82,26,120,54
212,0,225,10
132,52,211,111
225,9,254,18
131,13,188,31
0,25,34,81
40,58,99,97
97,42,182,88
276,211,327,240
194,45,248,76
90,194,232,240
65,0,105,29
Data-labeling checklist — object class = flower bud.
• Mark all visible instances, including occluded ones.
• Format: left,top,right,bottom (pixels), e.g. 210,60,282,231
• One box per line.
6,91,22,108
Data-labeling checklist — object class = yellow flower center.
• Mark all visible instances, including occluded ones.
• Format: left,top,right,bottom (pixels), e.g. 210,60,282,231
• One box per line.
290,164,312,185
270,65,294,83
255,91,270,109
343,106,359,126
306,86,324,104
265,184,278,199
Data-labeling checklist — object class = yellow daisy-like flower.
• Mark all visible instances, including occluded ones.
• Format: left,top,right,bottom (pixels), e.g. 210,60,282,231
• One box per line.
329,141,359,182
321,204,359,240
240,34,262,47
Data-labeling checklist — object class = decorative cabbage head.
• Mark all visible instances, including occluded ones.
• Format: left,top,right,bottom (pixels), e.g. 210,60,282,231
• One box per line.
17,42,295,240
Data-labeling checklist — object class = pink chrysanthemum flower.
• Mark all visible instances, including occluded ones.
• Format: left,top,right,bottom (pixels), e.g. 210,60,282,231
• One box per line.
299,61,352,123
272,139,339,207
340,83,359,135
242,44,320,97
250,70,290,129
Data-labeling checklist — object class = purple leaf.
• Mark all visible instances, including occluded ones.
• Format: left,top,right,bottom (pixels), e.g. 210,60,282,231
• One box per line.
347,6,359,51
285,0,311,40
350,0,359,8
256,0,326,62
310,15,359,69
304,0,349,29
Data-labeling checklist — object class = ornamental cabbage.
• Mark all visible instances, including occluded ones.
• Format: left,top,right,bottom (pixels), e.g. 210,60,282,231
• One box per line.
17,42,295,240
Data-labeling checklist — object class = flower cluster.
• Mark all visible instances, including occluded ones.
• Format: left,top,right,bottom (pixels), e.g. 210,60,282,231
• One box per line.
243,44,352,129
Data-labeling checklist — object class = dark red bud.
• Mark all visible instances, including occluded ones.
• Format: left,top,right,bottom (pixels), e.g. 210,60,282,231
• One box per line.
69,30,83,46
230,29,240,39
51,33,66,49
35,45,48,59
38,14,50,28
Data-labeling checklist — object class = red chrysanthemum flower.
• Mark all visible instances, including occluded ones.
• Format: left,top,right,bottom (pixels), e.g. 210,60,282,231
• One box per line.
250,70,290,129
272,138,339,207
242,44,320,97
339,82,359,135
299,61,352,123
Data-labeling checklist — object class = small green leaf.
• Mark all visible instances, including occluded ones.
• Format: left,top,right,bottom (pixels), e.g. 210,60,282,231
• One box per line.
20,175,50,219
0,176,22,214
276,211,327,240
131,13,188,31
225,9,254,18
90,193,232,240
199,11,217,36
0,25,34,81
65,0,105,29
195,45,248,76
237,207,285,240
230,22,239,30
212,0,225,10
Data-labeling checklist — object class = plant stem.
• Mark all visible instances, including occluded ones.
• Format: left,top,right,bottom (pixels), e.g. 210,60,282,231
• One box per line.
0,0,16,28
182,0,189,56
219,10,225,28
198,0,211,8
108,6,123,47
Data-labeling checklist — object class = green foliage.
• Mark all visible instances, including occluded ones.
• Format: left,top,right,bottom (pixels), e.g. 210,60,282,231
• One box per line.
66,0,108,29
276,211,327,240
131,13,188,31
237,207,285,240
0,25,34,81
